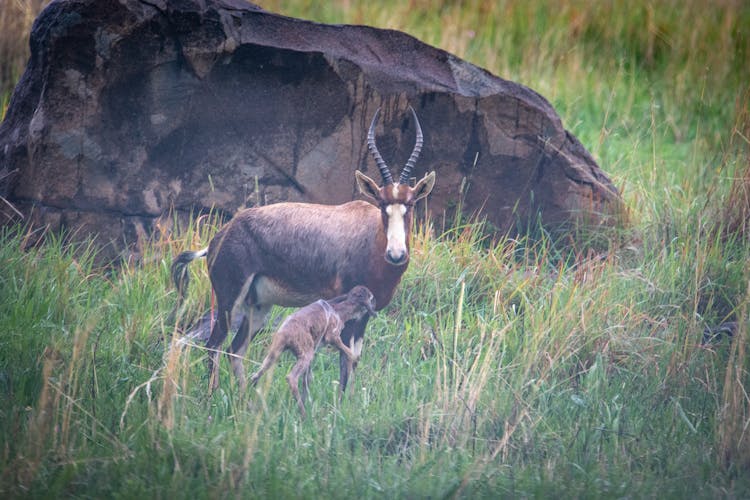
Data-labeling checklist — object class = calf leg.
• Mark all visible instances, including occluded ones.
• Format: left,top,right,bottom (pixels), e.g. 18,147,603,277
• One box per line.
301,365,312,404
249,338,282,387
287,352,314,418
330,335,359,363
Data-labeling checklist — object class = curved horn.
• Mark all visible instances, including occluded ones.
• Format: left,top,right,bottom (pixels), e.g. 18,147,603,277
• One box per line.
367,108,393,185
399,106,423,185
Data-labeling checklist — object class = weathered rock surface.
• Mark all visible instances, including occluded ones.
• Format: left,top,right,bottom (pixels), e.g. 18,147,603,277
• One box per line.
0,0,621,260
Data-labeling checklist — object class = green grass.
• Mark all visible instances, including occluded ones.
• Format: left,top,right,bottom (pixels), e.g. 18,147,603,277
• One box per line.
2,0,750,497
2,212,749,497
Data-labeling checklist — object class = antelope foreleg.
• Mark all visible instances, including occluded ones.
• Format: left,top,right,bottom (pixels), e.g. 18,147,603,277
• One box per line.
338,351,354,395
338,316,369,395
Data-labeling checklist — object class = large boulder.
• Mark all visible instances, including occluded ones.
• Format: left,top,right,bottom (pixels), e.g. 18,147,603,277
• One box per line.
0,0,621,260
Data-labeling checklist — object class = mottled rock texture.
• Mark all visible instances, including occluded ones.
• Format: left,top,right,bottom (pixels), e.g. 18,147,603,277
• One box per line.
0,0,621,260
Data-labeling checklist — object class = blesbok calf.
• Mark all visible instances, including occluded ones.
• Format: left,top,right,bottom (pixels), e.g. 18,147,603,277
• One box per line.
250,286,377,418
172,106,436,393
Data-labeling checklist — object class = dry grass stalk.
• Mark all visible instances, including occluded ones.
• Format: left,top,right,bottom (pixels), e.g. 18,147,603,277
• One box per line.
717,280,750,470
14,347,62,488
721,88,750,240
157,336,185,431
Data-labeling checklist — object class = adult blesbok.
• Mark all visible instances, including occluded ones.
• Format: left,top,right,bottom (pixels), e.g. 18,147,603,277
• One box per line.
172,107,436,393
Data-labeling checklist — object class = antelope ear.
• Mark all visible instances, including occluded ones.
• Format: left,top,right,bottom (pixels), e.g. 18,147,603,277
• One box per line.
355,170,382,201
412,171,436,201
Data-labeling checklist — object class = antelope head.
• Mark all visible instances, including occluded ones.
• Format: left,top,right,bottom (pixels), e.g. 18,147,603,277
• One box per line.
356,107,436,266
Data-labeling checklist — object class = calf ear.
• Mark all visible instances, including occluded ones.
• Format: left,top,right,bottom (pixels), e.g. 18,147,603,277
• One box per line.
355,170,382,201
412,171,436,201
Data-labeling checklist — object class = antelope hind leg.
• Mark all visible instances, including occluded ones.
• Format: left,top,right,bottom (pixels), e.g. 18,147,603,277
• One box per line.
229,315,251,392
205,309,231,393
229,305,271,392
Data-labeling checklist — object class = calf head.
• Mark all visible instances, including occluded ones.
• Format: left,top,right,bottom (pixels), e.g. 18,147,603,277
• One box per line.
346,285,377,317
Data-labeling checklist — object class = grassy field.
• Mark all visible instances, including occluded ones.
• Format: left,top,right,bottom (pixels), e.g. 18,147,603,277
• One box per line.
2,0,750,497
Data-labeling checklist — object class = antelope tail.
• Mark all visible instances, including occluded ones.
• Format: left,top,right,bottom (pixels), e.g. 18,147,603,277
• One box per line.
171,247,208,301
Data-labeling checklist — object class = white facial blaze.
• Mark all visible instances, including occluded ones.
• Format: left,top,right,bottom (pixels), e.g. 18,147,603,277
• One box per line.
385,204,408,263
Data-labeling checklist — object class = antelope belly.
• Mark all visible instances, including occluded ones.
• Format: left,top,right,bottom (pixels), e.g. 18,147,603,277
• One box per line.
253,276,323,307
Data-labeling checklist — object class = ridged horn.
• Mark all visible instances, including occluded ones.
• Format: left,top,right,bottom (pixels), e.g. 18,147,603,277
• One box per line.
367,108,393,185
399,106,423,185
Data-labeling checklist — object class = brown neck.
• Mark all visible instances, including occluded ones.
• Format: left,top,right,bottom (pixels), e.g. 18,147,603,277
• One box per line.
366,226,408,310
